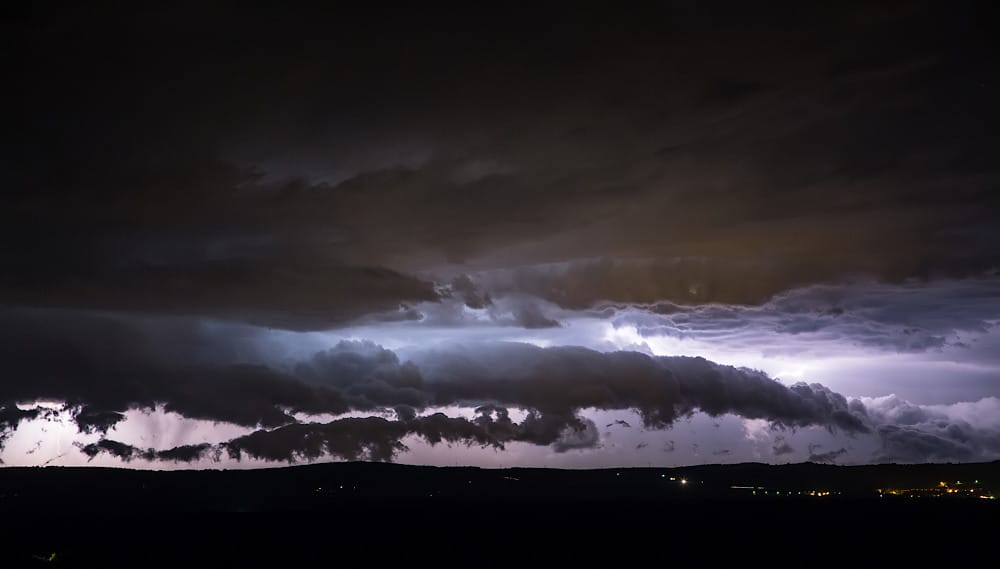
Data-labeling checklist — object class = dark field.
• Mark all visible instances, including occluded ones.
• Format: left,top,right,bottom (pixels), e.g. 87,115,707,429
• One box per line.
1,461,996,564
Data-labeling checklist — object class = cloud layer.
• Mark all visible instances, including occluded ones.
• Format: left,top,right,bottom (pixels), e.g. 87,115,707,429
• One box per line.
8,3,1000,331
610,276,1000,356
4,308,997,466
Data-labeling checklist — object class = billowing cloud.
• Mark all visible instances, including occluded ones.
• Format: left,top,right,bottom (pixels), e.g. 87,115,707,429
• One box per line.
866,395,1000,462
73,406,127,434
610,277,1000,356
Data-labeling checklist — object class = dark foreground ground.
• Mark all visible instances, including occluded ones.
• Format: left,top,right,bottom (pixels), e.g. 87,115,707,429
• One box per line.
1,461,997,564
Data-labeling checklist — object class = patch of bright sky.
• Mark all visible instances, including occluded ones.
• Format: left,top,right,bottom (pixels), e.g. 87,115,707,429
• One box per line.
1,404,91,467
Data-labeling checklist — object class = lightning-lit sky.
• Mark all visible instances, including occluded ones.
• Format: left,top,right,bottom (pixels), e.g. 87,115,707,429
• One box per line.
4,2,1000,468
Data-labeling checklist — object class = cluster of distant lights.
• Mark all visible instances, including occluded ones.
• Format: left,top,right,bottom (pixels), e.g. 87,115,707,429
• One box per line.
115,472,995,504
659,474,687,484
255,472,997,502
731,486,836,497
878,480,996,500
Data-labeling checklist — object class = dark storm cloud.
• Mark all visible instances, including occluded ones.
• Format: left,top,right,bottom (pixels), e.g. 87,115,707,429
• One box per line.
480,258,862,310
448,275,493,310
660,357,869,432
0,258,440,332
73,406,127,435
155,443,215,463
0,309,352,430
7,17,445,331
393,405,418,422
294,341,427,410
772,442,796,457
387,342,872,432
7,2,1000,329
551,418,600,453
221,418,410,463
875,425,976,463
78,440,214,463
78,439,150,462
807,447,848,464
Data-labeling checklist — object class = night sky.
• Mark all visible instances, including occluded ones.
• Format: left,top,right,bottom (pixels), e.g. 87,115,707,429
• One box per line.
5,2,1000,468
